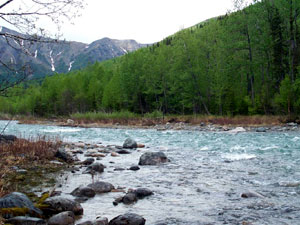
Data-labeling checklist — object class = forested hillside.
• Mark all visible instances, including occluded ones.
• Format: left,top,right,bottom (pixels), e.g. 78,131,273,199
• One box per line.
1,0,299,117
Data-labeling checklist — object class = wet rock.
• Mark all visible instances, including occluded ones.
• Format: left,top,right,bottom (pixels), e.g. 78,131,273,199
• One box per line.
84,163,105,174
241,191,264,198
116,149,131,154
6,216,46,225
0,134,17,143
79,218,109,225
48,211,75,225
71,186,96,198
113,197,123,206
87,181,114,193
114,167,125,171
43,197,83,215
0,192,42,217
256,127,267,132
133,188,153,199
137,144,145,148
122,193,138,205
108,213,145,225
83,158,95,165
129,166,140,171
55,148,74,163
138,152,169,165
123,138,137,149
111,152,119,157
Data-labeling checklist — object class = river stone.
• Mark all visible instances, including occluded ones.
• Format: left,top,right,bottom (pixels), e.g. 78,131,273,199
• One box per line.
48,211,75,225
241,191,264,198
6,216,46,225
122,193,138,205
256,127,267,132
85,163,105,174
71,186,96,198
138,152,169,165
108,213,145,225
133,188,153,199
44,197,83,215
0,134,17,143
0,192,42,217
116,149,131,154
83,158,95,165
129,166,140,171
123,138,137,149
78,218,108,225
55,148,73,163
87,181,114,193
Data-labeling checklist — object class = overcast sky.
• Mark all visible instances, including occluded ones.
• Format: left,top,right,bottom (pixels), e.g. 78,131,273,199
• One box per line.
2,0,235,44
59,0,234,44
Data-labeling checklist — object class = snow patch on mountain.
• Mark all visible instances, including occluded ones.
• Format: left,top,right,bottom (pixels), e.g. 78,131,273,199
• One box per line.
68,61,74,72
50,50,55,71
34,50,38,58
57,51,63,56
120,47,128,54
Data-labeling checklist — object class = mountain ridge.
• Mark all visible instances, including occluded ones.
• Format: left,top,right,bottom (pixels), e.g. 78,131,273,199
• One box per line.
0,26,147,78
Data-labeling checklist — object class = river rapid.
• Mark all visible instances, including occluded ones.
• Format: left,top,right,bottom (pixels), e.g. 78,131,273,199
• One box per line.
1,120,300,225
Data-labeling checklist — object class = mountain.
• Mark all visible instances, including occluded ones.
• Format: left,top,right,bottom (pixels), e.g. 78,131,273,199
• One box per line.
0,26,147,78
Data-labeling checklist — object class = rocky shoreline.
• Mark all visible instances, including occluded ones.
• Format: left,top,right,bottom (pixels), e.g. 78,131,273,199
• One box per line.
0,138,168,225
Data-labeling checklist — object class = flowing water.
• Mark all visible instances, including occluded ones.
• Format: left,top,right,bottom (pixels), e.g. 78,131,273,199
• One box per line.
1,120,300,225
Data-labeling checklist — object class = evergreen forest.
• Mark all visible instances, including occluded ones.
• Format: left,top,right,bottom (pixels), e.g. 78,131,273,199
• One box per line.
1,0,300,117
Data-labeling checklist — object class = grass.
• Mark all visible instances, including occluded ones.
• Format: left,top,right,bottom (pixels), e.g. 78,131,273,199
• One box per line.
0,136,62,197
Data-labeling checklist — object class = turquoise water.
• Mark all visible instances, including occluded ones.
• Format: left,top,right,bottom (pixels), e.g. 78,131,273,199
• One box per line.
1,121,300,224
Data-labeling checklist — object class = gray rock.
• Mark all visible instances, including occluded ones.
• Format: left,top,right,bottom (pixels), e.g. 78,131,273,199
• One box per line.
16,169,28,174
256,127,267,132
116,149,131,154
6,216,46,225
55,148,73,163
123,138,137,149
129,166,140,171
138,152,169,166
122,193,138,205
0,192,42,217
85,163,105,174
48,211,75,225
77,218,108,225
133,188,153,199
108,213,145,225
44,197,83,215
71,186,95,198
82,158,95,165
241,191,264,198
87,181,114,193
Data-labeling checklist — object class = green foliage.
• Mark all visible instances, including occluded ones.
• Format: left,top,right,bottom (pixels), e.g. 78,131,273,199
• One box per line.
1,0,300,117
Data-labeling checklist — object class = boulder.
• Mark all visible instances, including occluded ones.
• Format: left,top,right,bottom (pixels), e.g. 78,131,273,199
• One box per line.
116,149,131,154
0,192,42,218
0,134,17,143
55,148,73,163
129,166,140,171
122,193,138,205
228,127,246,134
84,163,105,174
133,188,153,199
123,138,137,149
71,187,96,198
6,216,46,225
82,158,95,165
241,191,264,198
87,181,114,193
138,152,169,166
48,211,75,225
43,197,83,215
108,213,145,225
256,127,267,132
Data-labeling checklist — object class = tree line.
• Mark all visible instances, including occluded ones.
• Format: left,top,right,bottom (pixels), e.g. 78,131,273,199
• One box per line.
1,0,300,117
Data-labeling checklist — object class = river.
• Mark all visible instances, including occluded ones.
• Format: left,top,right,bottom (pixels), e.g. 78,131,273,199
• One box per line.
1,120,300,225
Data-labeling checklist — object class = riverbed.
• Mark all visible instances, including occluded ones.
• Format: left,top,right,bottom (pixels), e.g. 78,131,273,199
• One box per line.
1,120,300,225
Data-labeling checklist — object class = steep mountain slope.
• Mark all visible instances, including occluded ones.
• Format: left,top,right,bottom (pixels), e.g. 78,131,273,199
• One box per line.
0,26,147,78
